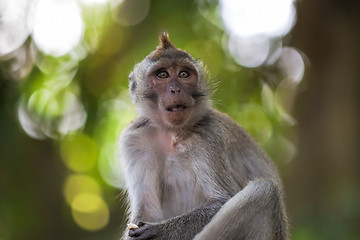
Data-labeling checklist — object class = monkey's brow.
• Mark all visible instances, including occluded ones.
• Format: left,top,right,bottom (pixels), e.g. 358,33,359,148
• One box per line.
181,66,197,73
152,67,167,73
147,66,166,77
148,62,196,75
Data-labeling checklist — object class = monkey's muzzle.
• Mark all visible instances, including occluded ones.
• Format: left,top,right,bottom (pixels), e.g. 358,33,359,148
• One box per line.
167,104,187,112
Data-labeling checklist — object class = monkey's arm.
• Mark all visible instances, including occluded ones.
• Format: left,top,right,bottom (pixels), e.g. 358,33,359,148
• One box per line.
128,199,225,240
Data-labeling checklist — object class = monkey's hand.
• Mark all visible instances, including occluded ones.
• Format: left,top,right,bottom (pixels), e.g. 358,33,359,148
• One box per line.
128,221,162,240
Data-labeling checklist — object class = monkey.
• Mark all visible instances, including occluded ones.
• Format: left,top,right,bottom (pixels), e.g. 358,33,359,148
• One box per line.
118,32,289,240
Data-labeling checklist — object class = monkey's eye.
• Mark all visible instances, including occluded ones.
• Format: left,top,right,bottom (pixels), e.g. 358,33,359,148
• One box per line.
178,71,189,78
157,71,169,78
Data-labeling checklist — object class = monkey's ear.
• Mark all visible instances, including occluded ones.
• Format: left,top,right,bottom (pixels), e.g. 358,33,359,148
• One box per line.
159,31,175,49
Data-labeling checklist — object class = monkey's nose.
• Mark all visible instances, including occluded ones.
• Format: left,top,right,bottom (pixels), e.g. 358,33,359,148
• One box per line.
171,88,181,94
168,82,181,94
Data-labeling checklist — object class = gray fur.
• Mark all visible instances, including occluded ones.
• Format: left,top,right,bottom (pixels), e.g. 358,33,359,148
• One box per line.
118,33,289,240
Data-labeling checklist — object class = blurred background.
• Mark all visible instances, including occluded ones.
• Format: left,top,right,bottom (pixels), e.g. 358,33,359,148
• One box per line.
0,0,359,239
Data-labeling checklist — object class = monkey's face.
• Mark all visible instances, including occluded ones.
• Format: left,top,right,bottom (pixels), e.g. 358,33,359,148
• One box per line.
129,32,210,130
145,61,200,127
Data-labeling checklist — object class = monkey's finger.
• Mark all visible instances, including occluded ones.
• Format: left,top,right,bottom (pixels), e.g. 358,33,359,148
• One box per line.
129,225,157,240
128,229,139,237
137,221,146,227
127,223,139,230
128,227,146,237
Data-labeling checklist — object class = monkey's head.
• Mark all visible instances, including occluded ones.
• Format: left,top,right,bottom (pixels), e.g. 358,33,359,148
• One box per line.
129,32,210,130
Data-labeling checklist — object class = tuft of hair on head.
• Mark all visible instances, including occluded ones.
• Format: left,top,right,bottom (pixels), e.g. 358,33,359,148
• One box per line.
158,31,175,49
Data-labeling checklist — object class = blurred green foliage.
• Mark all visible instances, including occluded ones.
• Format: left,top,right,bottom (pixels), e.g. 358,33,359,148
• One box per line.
1,0,359,240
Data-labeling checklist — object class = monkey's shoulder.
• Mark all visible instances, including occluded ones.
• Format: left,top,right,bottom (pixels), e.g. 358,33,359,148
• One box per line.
194,109,252,140
121,117,150,134
194,109,270,157
203,109,277,178
129,117,151,130
119,117,150,144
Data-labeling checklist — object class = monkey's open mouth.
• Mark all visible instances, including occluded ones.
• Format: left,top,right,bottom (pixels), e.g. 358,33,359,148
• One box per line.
167,104,187,112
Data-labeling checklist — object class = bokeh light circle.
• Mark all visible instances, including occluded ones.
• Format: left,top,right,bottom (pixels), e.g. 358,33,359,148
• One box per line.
79,0,110,6
63,174,101,205
95,98,136,188
219,0,296,38
228,34,271,68
71,193,109,231
111,0,150,26
0,0,31,56
60,134,98,172
32,0,84,57
277,47,305,84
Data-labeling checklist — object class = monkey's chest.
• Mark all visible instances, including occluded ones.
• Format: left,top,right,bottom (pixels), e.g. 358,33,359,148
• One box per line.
159,159,208,219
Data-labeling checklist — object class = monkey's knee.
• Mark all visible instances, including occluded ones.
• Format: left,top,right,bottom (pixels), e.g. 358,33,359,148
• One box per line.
244,178,281,199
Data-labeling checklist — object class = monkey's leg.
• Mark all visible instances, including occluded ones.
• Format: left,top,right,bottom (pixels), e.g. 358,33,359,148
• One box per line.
193,179,289,240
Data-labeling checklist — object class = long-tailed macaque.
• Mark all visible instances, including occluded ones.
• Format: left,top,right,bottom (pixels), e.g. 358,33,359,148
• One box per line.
119,32,289,240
